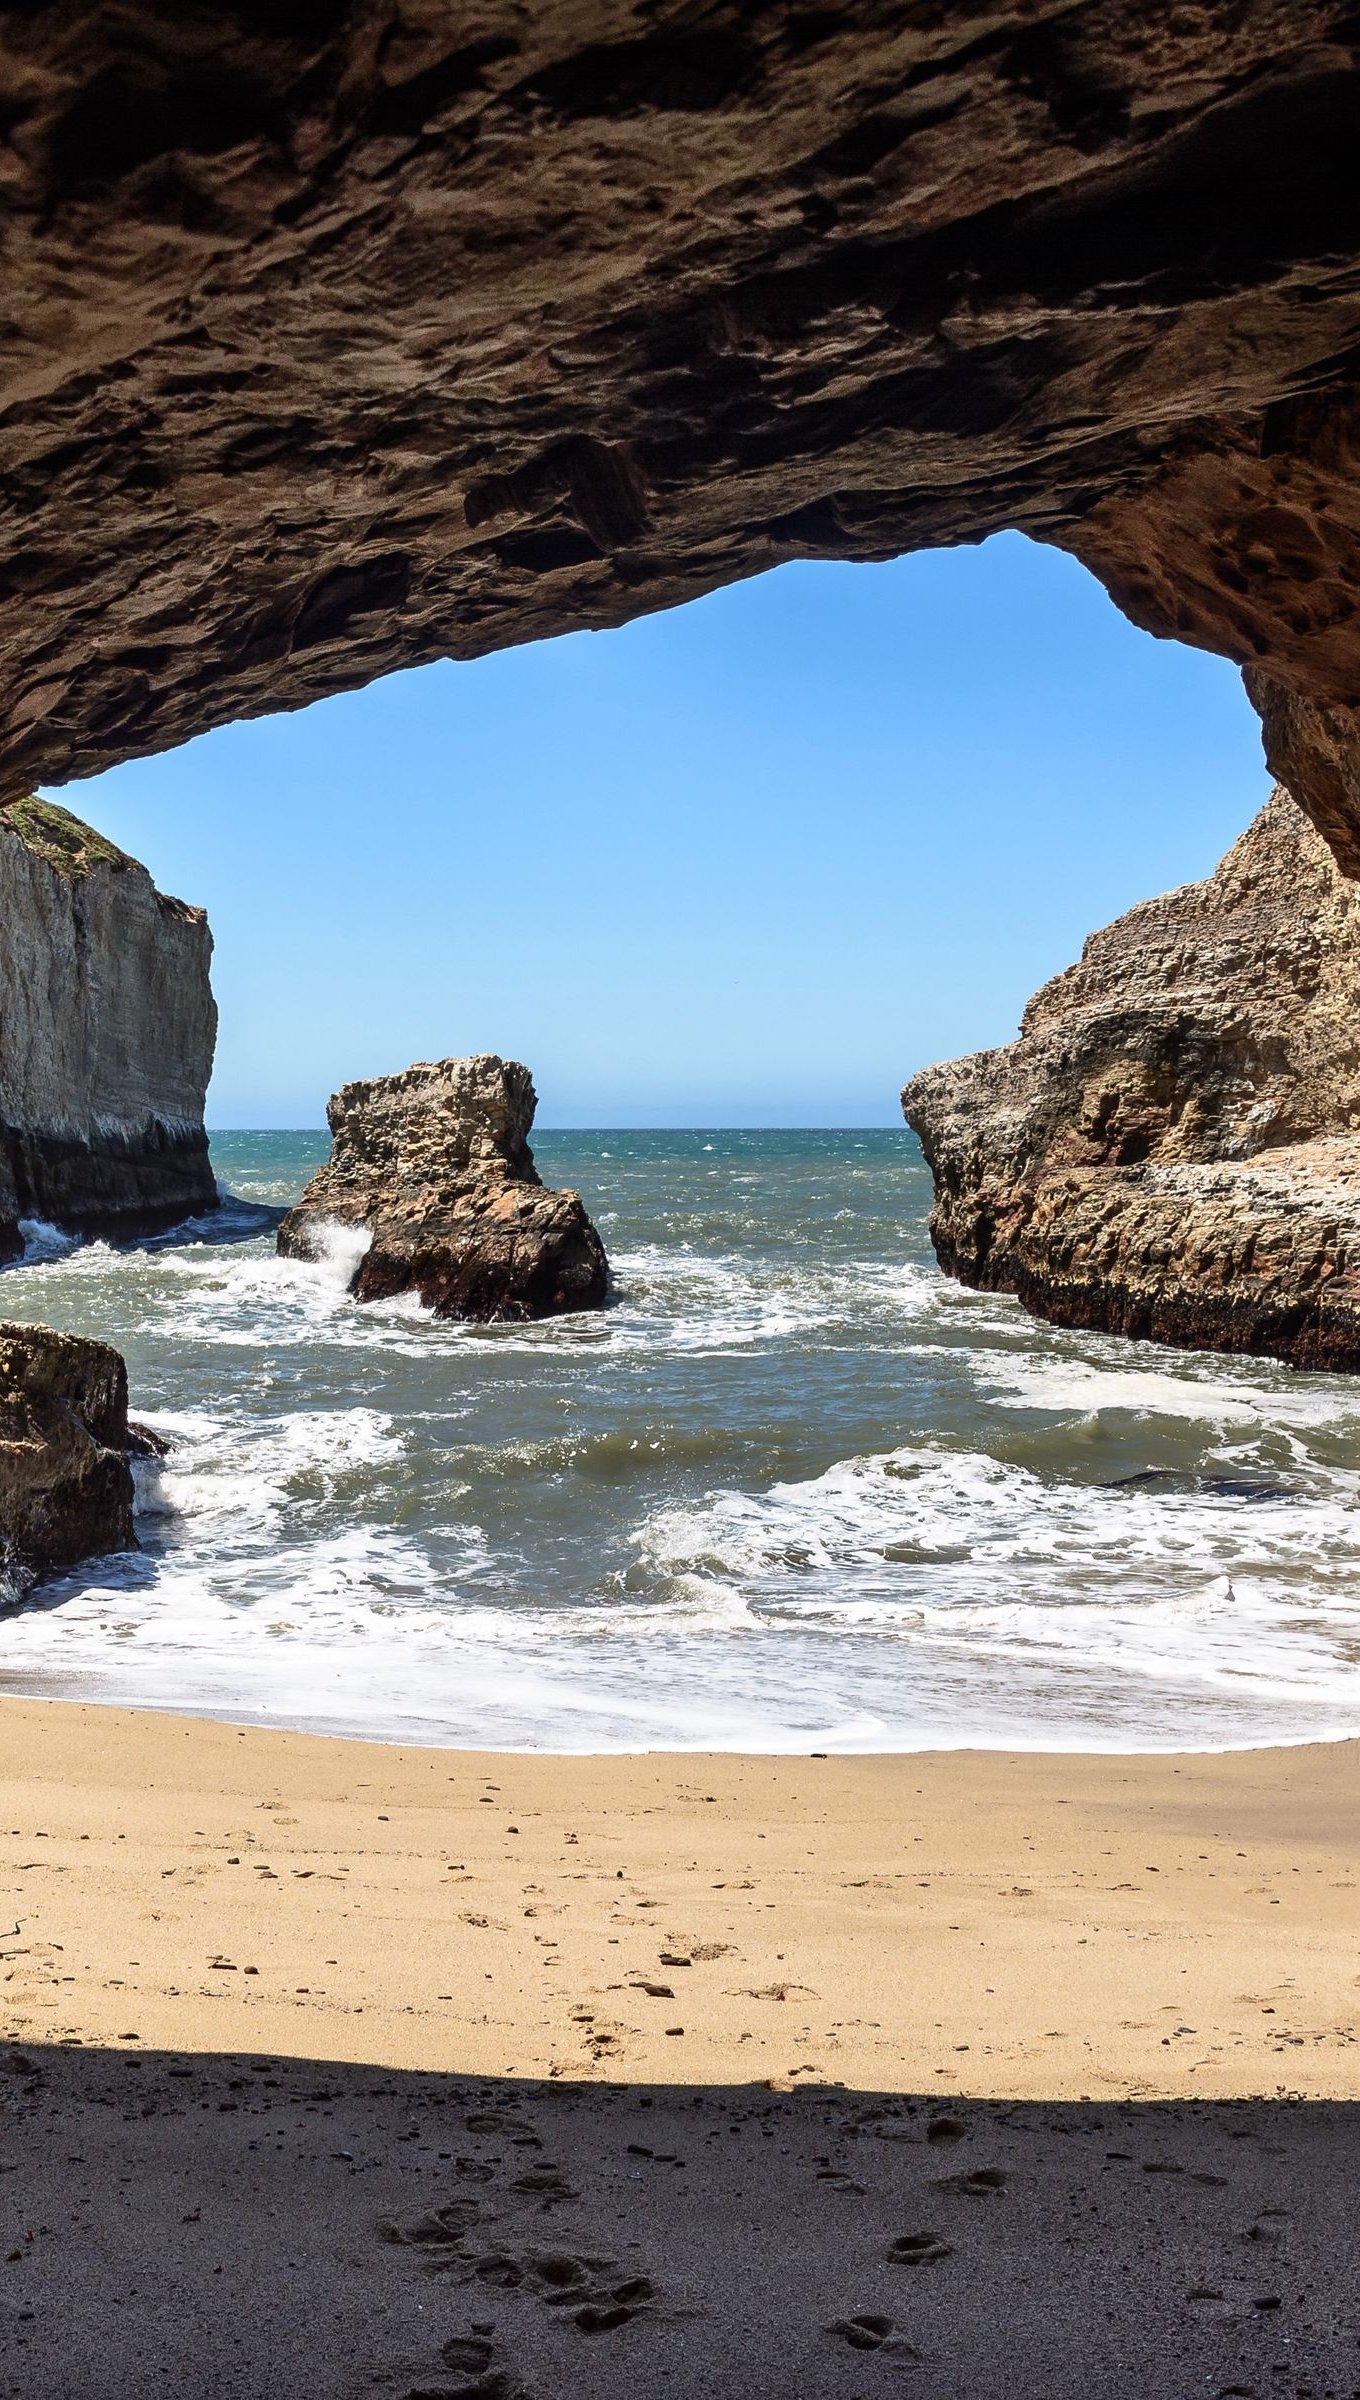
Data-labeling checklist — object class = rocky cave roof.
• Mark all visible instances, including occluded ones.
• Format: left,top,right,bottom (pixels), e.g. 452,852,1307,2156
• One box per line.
0,4,1357,860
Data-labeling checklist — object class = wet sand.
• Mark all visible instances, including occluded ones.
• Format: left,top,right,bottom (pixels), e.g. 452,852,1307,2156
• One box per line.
1,1700,1357,2396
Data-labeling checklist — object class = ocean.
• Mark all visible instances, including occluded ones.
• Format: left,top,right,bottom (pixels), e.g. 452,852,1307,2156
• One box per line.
2,1127,1358,1753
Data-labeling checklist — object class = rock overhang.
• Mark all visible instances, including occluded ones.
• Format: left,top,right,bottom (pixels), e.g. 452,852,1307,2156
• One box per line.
1,3,1358,856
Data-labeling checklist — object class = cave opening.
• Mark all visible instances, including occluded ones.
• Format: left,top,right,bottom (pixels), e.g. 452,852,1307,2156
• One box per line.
47,531,1270,1135
4,23,1360,2388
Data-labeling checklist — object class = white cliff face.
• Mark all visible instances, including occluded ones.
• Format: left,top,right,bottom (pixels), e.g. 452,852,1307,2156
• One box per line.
0,797,217,1248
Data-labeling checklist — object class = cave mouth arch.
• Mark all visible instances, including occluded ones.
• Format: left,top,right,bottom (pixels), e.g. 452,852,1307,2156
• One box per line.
2,1,1357,879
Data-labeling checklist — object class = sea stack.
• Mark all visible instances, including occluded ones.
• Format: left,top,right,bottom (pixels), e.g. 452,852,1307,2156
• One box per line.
903,787,1360,1373
0,795,217,1255
278,1054,609,1321
0,1323,147,1596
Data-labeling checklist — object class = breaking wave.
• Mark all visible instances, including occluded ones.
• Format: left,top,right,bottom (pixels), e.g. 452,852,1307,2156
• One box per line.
2,1126,1359,1751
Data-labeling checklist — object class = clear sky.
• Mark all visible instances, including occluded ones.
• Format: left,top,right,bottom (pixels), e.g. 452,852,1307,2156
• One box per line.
53,531,1271,1128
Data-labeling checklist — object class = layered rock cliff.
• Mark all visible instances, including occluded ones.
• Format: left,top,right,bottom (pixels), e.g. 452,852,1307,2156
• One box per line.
903,789,1360,1371
0,1323,142,1597
0,795,217,1257
0,8,1357,868
278,1055,609,1322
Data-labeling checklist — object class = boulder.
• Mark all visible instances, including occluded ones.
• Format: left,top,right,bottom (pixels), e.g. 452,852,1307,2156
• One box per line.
0,1322,141,1598
903,788,1360,1372
278,1055,609,1322
0,794,218,1256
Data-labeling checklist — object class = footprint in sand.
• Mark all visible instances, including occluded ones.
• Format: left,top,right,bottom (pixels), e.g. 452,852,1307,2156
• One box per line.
510,2163,578,2203
825,2312,908,2353
395,2331,525,2400
439,2336,525,2398
888,2230,952,2265
467,2247,594,2296
575,2284,653,2335
932,2166,1007,2197
465,2245,656,2332
379,2196,485,2249
925,2114,967,2145
440,2337,499,2372
398,2385,499,2399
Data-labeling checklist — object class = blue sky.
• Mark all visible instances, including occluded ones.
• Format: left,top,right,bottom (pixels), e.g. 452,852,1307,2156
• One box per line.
56,531,1270,1127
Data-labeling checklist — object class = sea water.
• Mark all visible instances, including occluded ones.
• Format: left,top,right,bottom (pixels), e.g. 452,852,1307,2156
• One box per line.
1,1127,1358,1753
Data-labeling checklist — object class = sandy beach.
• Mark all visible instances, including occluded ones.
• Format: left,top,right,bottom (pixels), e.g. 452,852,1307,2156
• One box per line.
3,1701,1358,2096
2,1700,1357,2396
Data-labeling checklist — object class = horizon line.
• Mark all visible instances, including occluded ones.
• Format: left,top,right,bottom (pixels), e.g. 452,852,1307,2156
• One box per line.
204,1121,918,1134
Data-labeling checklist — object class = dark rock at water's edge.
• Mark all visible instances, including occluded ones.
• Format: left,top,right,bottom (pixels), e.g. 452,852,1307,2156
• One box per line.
278,1055,609,1322
903,788,1360,1373
0,796,218,1257
1,10,1359,880
0,1322,143,1596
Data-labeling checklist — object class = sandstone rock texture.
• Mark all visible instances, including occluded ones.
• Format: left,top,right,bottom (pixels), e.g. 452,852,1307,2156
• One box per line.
0,1322,140,1596
0,8,1358,861
0,796,218,1256
278,1055,609,1321
903,789,1360,1372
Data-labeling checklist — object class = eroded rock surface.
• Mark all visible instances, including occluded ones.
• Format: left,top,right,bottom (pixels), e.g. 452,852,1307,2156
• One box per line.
0,7,1358,857
903,788,1360,1371
278,1055,608,1321
0,1322,140,1595
0,796,217,1256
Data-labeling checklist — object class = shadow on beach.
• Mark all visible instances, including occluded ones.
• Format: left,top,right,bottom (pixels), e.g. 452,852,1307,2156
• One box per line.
2,2040,1352,2399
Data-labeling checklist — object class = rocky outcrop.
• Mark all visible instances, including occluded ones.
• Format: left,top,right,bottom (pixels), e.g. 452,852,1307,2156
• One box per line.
278,1055,609,1321
0,795,217,1258
0,9,1358,866
903,788,1360,1372
0,1323,142,1597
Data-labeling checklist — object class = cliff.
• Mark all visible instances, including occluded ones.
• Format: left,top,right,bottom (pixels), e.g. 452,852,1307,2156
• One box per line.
902,789,1360,1371
0,796,217,1256
278,1055,609,1322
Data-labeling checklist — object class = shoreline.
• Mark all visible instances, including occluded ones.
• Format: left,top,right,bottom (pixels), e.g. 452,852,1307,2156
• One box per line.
6,1674,1357,1761
10,1670,1360,1766
3,1695,1356,2099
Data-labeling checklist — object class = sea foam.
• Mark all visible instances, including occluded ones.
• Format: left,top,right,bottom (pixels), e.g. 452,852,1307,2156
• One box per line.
1,1126,1358,1753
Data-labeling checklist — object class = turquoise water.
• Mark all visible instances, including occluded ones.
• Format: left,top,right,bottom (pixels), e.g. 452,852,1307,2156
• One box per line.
2,1127,1359,1751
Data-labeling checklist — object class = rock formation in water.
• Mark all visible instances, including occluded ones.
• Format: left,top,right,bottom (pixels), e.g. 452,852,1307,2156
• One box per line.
0,795,218,1259
0,9,1357,870
0,1322,146,1595
903,788,1360,1372
278,1055,609,1322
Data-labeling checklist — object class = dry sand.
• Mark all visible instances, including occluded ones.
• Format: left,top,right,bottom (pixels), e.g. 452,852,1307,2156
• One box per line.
1,1699,1357,2398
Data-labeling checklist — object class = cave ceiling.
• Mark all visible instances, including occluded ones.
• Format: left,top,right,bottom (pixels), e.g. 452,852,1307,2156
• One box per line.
1,3,1358,856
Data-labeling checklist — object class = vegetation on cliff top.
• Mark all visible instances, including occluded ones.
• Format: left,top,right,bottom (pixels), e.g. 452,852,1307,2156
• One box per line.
1,794,133,879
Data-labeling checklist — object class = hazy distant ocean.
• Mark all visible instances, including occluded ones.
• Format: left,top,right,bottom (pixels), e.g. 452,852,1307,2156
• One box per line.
2,1128,1359,1753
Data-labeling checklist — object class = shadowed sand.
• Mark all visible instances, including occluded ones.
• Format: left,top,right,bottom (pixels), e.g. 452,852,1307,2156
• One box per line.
1,1700,1357,2395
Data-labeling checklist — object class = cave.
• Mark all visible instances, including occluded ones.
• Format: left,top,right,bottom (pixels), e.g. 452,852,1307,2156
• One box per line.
1,1,1357,872
5,32,1360,2385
